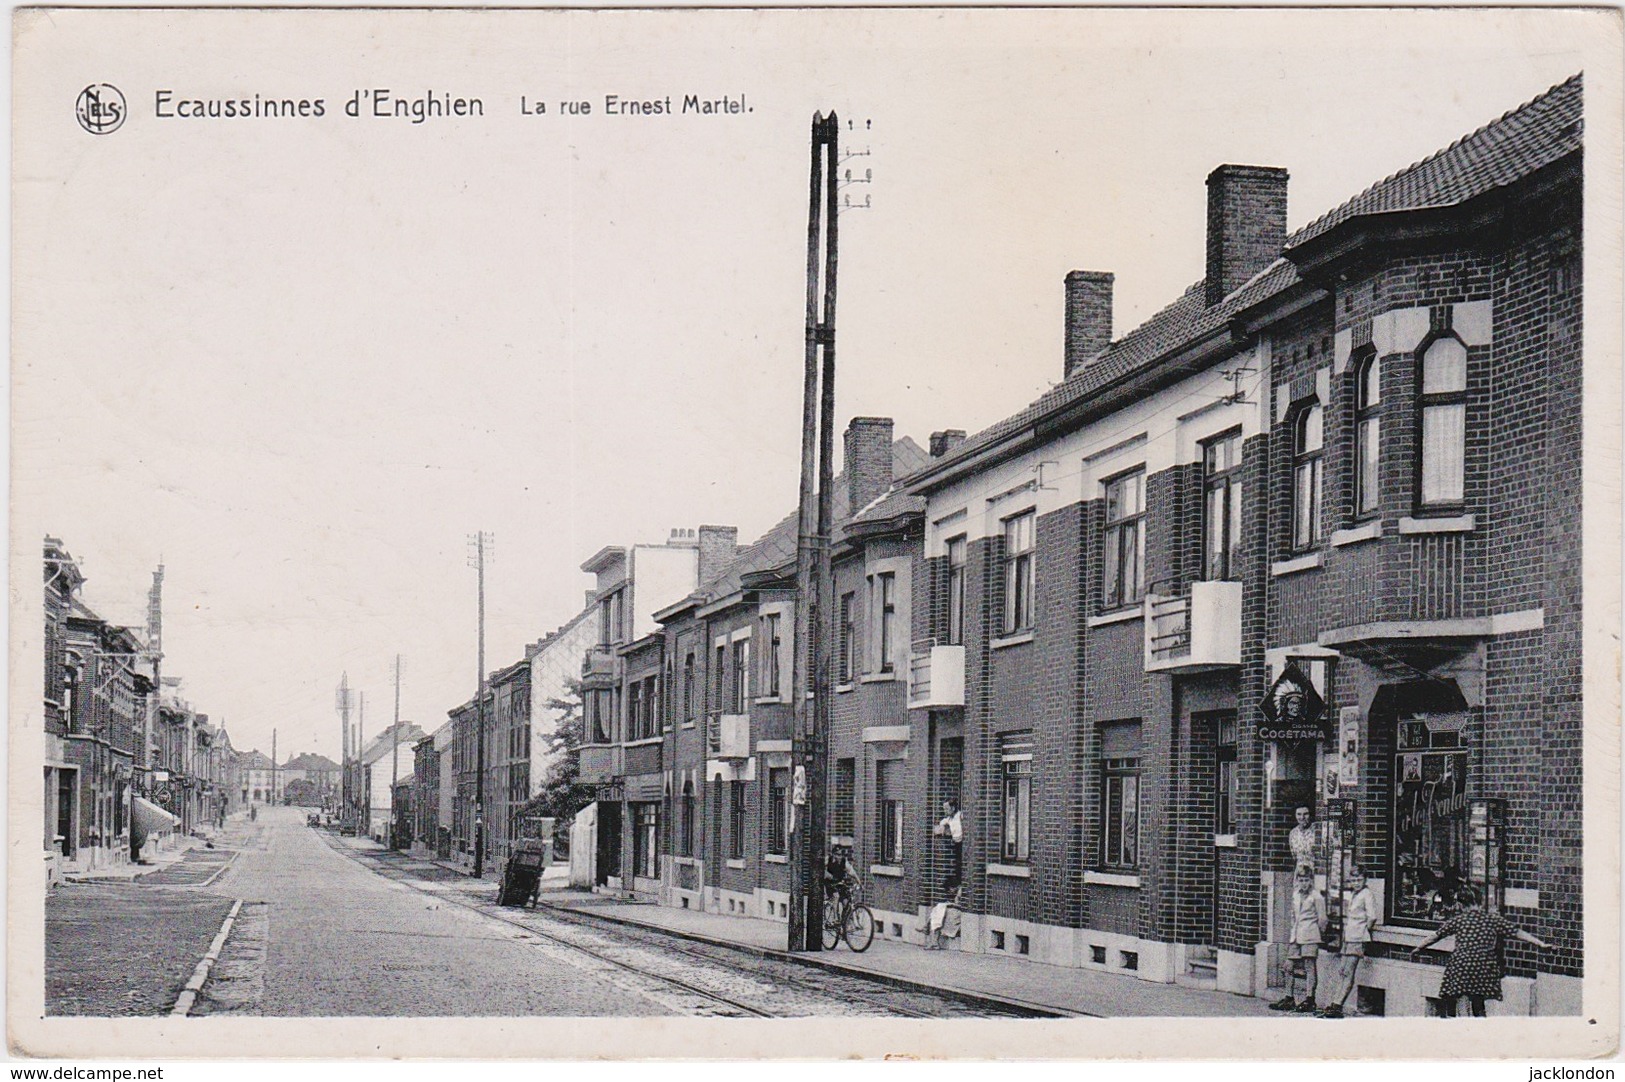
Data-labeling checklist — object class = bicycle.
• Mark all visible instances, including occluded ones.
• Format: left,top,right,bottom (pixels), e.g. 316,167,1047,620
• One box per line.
821,882,875,952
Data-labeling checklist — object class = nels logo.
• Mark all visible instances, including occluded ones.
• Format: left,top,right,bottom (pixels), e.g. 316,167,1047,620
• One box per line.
75,84,126,135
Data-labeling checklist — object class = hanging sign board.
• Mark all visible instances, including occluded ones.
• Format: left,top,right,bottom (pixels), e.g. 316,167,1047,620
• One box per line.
1258,662,1329,742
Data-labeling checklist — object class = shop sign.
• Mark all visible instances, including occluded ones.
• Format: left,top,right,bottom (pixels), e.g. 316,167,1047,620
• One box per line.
1258,662,1328,742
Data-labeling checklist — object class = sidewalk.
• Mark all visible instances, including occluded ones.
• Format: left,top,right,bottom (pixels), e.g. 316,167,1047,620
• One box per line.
534,887,1274,1018
62,814,261,885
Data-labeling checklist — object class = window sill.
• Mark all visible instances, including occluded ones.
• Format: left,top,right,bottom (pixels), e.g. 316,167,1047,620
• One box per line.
860,671,898,684
1084,870,1141,888
682,721,696,730
870,864,904,878
1271,552,1322,577
1372,925,1434,948
1399,513,1475,535
753,695,788,707
836,683,856,694
991,630,1034,650
986,863,1031,879
1330,520,1383,547
1213,834,1238,848
674,855,699,867
764,854,788,865
1088,607,1143,628
726,858,746,870
624,736,662,748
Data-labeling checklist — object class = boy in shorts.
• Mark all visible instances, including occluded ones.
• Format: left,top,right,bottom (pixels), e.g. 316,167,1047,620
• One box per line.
1319,866,1377,1018
1271,865,1326,1013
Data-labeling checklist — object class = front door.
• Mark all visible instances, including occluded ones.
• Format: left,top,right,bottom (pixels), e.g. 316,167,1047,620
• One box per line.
595,800,621,887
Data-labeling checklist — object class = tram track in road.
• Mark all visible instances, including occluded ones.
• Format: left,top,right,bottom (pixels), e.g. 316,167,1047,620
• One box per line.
324,836,1047,1018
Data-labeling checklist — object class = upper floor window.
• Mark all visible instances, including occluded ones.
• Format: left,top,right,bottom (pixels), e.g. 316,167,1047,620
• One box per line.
1202,432,1242,581
1102,471,1145,609
946,536,967,645
763,613,782,698
713,644,726,711
682,652,696,724
838,593,856,684
1354,354,1382,519
1291,402,1324,551
731,638,750,714
1419,336,1467,508
873,572,897,673
1002,512,1036,634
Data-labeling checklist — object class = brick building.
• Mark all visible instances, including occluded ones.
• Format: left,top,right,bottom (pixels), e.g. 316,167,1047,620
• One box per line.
903,75,1583,1015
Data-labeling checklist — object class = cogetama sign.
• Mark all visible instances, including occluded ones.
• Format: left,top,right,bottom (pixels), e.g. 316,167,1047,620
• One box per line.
1259,662,1329,742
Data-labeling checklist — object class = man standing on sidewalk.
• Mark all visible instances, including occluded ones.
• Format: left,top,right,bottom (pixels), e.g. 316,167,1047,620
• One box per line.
933,799,963,890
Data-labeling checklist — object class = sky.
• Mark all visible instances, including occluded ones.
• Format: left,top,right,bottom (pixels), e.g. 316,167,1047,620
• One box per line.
13,7,1603,764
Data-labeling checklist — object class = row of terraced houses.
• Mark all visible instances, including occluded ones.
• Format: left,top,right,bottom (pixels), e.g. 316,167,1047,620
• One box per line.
421,76,1586,1016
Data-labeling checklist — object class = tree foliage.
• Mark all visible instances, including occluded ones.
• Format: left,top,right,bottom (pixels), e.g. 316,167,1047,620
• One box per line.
518,677,594,829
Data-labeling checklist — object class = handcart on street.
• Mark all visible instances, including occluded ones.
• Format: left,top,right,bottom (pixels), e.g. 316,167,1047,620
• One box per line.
498,837,549,907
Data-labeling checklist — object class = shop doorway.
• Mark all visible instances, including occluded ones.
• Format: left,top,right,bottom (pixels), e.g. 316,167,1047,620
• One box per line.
595,800,621,887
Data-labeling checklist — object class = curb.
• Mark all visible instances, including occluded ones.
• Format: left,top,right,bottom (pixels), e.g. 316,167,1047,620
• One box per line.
170,898,243,1017
531,895,1075,1018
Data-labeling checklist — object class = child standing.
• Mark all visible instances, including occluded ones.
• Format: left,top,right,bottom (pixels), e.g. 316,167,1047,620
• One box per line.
1271,866,1326,1014
1319,866,1377,1018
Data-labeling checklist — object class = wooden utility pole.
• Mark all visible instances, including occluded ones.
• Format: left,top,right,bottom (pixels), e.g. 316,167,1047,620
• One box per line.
336,673,352,817
789,111,839,952
469,532,491,878
271,728,278,805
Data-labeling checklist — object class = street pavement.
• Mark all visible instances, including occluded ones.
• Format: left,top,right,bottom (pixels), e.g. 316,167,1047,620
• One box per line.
207,805,673,1016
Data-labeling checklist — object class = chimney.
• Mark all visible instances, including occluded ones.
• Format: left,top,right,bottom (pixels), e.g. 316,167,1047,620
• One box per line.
844,417,894,515
1063,270,1114,378
1205,165,1289,307
930,430,967,458
696,525,738,586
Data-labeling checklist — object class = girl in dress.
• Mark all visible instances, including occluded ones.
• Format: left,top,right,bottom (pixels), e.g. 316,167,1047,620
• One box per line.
1412,886,1549,1016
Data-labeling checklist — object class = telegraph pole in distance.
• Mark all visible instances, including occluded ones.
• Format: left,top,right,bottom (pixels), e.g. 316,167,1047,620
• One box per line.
789,111,839,952
336,673,352,819
135,564,163,861
469,532,492,878
390,654,402,848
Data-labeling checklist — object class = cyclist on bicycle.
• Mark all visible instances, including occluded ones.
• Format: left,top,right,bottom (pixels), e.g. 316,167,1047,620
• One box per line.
824,843,858,906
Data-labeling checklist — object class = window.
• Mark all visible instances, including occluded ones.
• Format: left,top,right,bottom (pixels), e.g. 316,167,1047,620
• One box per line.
633,802,659,879
1102,756,1141,870
1391,712,1471,926
946,536,967,645
731,638,750,713
713,644,726,710
588,688,611,745
627,680,643,741
1292,402,1324,551
683,652,696,725
874,573,897,673
729,780,746,860
1102,472,1145,609
876,759,904,864
1215,714,1238,835
768,768,789,855
1354,354,1382,518
680,781,696,857
838,593,855,683
833,758,856,837
1203,433,1243,581
764,614,782,698
1419,336,1467,508
1003,512,1036,633
1000,732,1034,862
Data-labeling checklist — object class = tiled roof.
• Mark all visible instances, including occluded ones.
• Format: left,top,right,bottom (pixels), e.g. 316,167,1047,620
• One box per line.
1293,73,1581,245
918,74,1581,480
700,438,929,600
